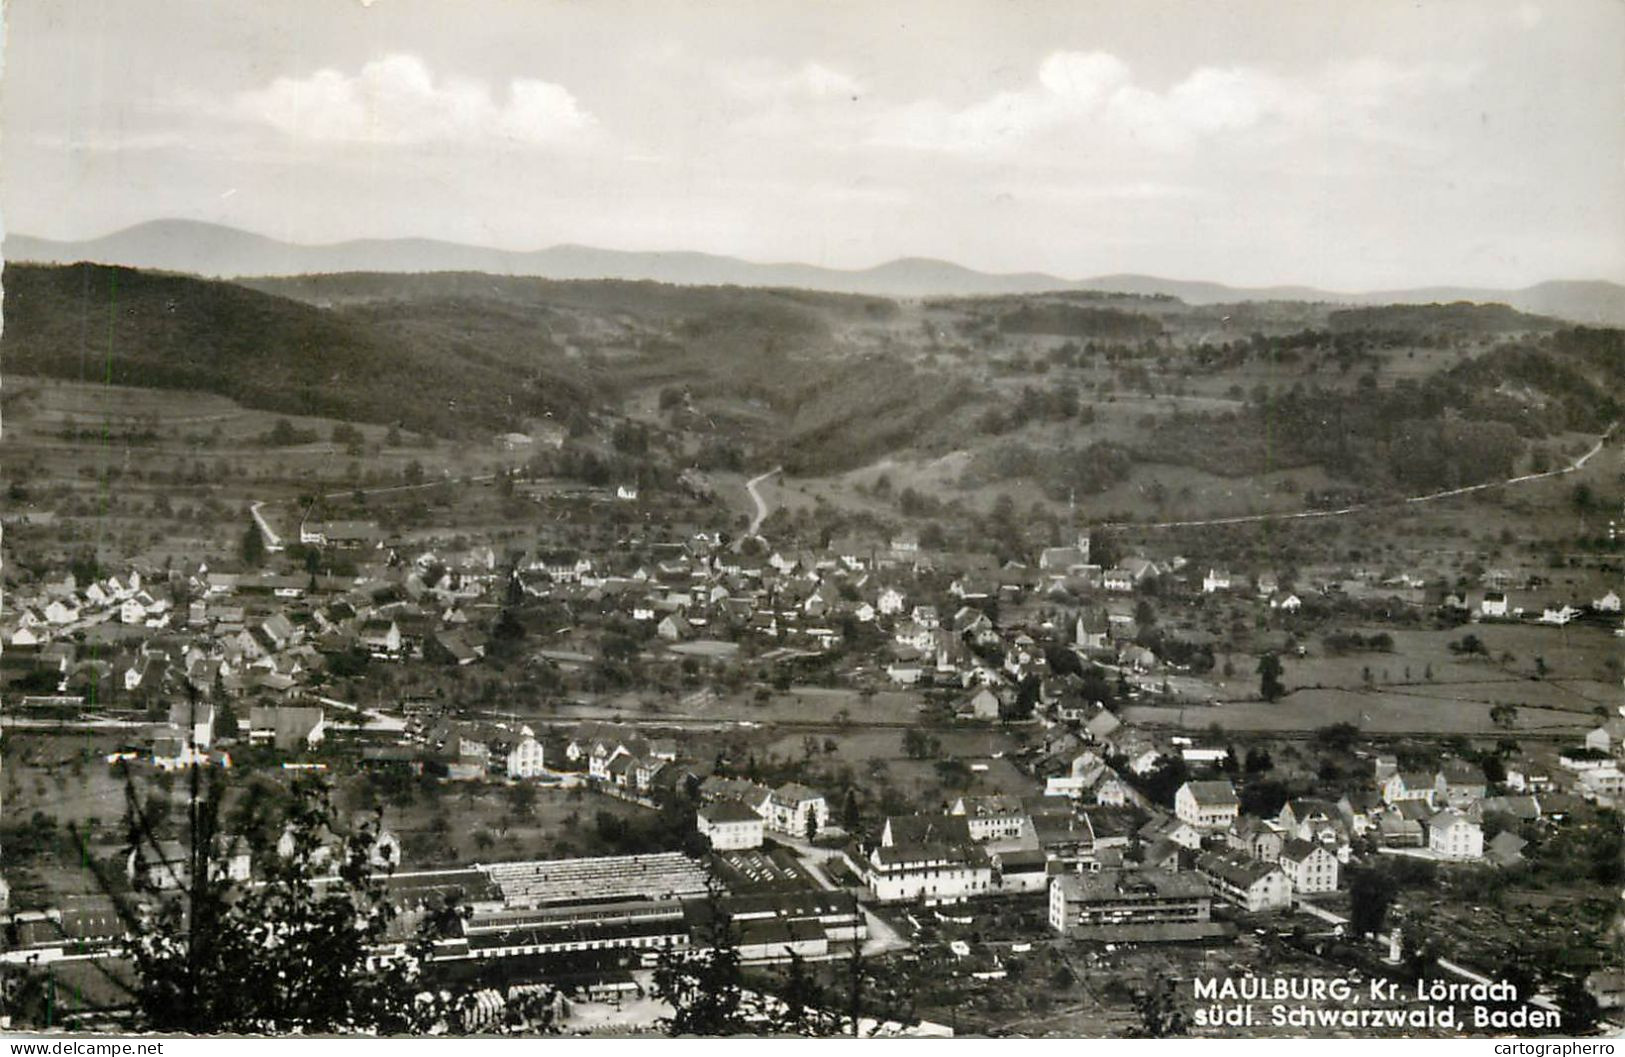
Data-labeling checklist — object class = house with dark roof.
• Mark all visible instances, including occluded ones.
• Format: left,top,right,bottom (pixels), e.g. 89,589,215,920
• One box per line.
1277,838,1339,894
1049,869,1223,942
1175,780,1239,832
882,814,972,850
698,800,766,850
1195,851,1291,912
867,842,993,904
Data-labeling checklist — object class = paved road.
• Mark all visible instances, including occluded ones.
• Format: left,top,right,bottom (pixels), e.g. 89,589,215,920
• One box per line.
744,466,783,535
1106,421,1617,532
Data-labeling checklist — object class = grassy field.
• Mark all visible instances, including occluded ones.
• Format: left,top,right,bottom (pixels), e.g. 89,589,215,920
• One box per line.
1126,687,1596,736
0,729,667,910
555,685,931,727
346,777,656,868
1178,622,1621,709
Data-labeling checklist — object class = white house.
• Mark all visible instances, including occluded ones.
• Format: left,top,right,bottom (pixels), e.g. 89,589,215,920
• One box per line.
877,587,907,616
167,701,216,750
1202,569,1232,594
867,844,993,904
505,734,546,778
128,839,251,891
697,800,765,850
1594,590,1622,613
767,783,829,837
1480,592,1509,618
1175,780,1240,832
1577,766,1625,804
1584,718,1625,755
1427,808,1483,861
950,794,1028,842
1382,771,1437,808
894,620,934,653
963,687,1002,721
1540,604,1580,626
1278,839,1339,894
1196,852,1292,912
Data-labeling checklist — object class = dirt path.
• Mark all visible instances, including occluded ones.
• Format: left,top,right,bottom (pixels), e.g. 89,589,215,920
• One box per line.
745,466,782,534
1106,422,1617,531
249,499,284,551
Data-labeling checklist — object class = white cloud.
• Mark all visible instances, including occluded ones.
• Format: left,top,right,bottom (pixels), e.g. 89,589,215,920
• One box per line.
1037,51,1130,107
720,59,864,101
232,54,595,146
873,50,1461,153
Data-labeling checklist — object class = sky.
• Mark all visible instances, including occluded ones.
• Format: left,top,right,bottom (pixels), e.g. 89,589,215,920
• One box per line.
2,0,1622,290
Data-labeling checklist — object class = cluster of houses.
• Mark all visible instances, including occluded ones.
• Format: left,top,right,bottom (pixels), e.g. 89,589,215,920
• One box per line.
1469,578,1620,626
856,700,1608,938
1,537,499,712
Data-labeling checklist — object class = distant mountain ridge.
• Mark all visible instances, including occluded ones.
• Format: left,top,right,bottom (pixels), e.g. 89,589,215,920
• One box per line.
8,219,1625,324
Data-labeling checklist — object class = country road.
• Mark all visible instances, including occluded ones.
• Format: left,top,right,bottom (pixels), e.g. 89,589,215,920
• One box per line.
745,466,783,534
321,472,498,500
251,472,501,542
249,500,284,551
1107,421,1617,532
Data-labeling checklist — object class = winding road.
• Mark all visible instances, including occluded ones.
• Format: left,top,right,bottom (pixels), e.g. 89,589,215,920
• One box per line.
1105,421,1617,532
744,466,782,535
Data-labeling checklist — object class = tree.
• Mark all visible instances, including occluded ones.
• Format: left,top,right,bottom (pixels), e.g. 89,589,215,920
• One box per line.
805,811,819,843
1348,868,1396,938
215,700,240,740
1451,633,1486,656
268,418,298,447
1132,978,1188,1037
1554,976,1601,1034
72,772,522,1034
1490,703,1518,730
653,887,753,1035
772,952,839,1035
1257,652,1285,702
241,520,266,568
902,728,940,760
841,789,861,832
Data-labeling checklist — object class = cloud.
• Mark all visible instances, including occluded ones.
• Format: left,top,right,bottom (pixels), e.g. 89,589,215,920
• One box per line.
1037,51,1130,107
719,59,864,101
232,54,595,146
873,50,1462,153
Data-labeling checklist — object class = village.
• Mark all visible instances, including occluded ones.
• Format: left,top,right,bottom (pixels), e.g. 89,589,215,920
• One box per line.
3,451,1623,1034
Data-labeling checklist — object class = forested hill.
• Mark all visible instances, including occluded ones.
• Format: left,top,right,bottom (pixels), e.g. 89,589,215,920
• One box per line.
5,261,1619,502
0,263,595,436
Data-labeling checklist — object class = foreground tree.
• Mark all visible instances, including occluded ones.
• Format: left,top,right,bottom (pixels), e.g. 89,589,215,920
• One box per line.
653,888,850,1036
1132,977,1189,1037
1347,867,1397,939
72,765,548,1035
652,888,754,1035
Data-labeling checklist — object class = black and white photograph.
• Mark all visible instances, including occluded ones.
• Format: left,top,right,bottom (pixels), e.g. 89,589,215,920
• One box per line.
0,0,1621,1041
